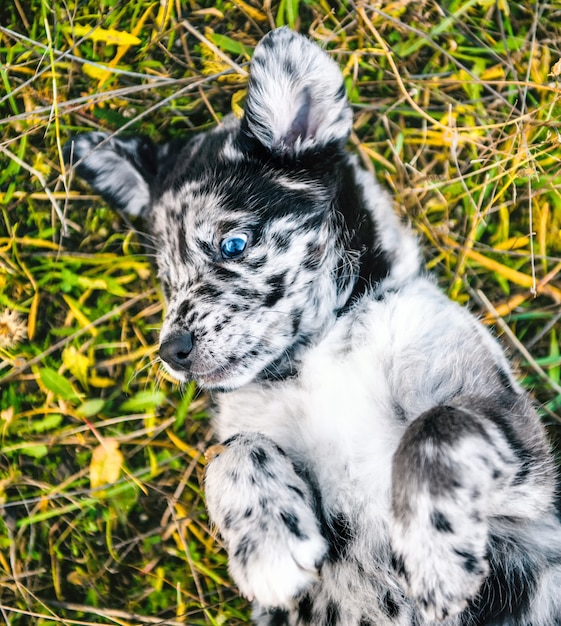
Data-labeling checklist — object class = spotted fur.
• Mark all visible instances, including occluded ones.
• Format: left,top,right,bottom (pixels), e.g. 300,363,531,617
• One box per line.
65,27,561,626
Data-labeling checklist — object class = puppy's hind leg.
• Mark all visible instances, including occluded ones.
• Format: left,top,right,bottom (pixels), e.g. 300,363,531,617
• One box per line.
390,396,555,622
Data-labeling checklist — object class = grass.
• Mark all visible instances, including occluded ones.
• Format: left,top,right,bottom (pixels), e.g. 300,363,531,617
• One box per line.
1,0,560,623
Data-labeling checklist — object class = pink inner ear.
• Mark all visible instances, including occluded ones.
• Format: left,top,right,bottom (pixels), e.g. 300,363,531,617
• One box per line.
241,28,352,157
283,87,312,148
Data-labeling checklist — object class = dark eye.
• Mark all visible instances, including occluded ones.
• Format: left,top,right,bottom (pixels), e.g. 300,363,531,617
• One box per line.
220,233,248,259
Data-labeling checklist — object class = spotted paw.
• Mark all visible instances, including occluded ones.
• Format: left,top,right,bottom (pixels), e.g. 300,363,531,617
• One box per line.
391,488,489,621
205,432,328,608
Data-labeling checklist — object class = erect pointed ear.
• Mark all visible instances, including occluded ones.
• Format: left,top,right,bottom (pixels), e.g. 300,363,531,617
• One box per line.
240,28,352,158
64,132,159,217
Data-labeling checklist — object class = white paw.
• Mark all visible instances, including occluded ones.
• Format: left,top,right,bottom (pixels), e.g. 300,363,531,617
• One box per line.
228,512,326,608
391,497,488,621
205,433,328,608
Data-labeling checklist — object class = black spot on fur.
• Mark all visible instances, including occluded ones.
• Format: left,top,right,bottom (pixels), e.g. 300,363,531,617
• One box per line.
266,608,289,626
390,551,410,584
176,299,193,322
512,461,531,486
194,235,215,258
291,311,302,336
177,222,190,263
412,405,487,446
232,286,262,300
297,593,314,623
392,402,408,422
213,265,242,281
380,591,400,619
193,282,222,300
325,600,340,625
245,254,268,270
280,510,307,540
431,510,453,533
306,241,323,259
222,434,242,446
335,82,347,101
359,618,374,626
264,272,286,308
454,549,482,575
325,512,353,561
283,57,296,78
372,286,398,302
234,535,254,567
260,32,276,50
288,484,305,499
271,231,291,251
272,441,287,457
250,446,269,468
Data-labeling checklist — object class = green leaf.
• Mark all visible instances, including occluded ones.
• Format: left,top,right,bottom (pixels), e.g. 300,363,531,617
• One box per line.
29,413,63,433
120,390,166,413
60,267,78,292
77,398,106,418
174,381,196,430
19,444,48,458
275,0,300,28
208,33,251,58
39,367,82,401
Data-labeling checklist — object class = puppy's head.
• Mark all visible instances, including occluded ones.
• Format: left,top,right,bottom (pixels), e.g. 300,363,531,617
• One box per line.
65,29,370,390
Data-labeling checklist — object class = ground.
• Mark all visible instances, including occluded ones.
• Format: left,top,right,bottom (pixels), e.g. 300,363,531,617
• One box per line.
1,1,560,624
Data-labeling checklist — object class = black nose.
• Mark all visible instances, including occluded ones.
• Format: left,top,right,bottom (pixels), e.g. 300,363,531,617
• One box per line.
159,332,194,372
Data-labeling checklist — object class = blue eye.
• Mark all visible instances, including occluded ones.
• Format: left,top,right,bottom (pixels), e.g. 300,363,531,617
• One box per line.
220,233,248,259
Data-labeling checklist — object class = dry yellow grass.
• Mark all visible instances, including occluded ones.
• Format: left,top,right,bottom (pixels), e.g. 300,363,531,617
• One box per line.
1,1,560,623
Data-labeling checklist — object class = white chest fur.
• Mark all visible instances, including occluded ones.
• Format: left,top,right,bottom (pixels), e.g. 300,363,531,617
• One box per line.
213,276,507,516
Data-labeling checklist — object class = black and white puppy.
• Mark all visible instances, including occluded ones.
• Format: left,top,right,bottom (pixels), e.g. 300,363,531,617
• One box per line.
65,28,561,626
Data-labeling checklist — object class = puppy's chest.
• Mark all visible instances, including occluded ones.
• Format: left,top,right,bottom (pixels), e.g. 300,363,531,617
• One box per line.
214,313,405,508
214,291,433,447
216,321,398,437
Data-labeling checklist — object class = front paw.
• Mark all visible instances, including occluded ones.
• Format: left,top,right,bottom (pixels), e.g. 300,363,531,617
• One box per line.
391,504,488,621
205,433,328,608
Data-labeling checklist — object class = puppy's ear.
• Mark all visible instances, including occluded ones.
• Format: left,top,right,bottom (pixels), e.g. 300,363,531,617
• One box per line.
64,132,158,217
240,28,352,158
